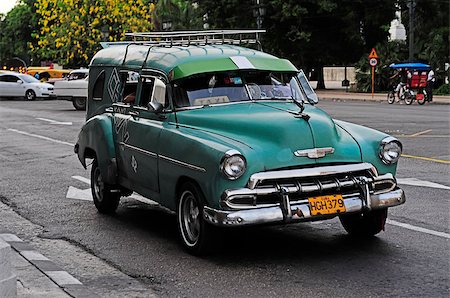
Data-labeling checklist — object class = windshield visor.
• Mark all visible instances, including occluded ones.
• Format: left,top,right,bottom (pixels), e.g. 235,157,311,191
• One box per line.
172,71,306,108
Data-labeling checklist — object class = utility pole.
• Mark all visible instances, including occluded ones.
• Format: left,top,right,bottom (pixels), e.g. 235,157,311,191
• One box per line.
407,0,415,61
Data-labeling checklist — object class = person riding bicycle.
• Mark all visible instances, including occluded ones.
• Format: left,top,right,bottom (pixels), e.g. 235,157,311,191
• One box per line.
390,68,411,100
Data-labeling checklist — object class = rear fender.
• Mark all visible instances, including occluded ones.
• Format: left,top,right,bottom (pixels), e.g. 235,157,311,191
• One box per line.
75,114,117,184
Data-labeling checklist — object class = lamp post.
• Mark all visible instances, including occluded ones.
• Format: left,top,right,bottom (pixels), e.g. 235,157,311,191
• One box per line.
101,25,110,41
253,0,266,49
162,20,172,31
13,57,27,73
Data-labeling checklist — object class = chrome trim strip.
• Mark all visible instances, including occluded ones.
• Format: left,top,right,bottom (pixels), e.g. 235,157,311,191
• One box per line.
119,142,205,172
119,142,157,158
159,154,207,173
247,163,373,189
204,188,405,226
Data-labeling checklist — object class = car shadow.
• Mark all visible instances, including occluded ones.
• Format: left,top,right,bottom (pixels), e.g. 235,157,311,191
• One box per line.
111,200,390,263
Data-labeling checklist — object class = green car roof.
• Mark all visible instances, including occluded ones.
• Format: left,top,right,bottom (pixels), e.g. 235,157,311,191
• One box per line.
90,44,298,80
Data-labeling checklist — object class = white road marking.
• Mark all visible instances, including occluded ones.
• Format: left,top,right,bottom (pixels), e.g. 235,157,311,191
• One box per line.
72,175,91,185
66,186,92,201
36,117,72,125
397,178,450,190
67,176,158,205
7,128,74,147
387,219,450,239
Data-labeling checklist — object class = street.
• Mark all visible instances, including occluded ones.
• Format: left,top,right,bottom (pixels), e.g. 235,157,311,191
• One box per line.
0,98,449,297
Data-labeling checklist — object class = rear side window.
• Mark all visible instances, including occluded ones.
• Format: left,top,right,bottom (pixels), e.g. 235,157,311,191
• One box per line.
92,71,105,100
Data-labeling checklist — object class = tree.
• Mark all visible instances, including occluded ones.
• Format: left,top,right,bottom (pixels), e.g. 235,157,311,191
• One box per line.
153,0,202,30
197,0,397,89
0,1,38,66
33,0,155,67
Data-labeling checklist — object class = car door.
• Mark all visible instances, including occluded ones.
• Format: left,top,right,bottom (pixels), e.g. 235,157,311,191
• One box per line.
0,75,22,97
122,76,165,195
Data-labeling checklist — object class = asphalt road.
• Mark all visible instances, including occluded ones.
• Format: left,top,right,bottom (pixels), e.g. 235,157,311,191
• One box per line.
0,98,449,297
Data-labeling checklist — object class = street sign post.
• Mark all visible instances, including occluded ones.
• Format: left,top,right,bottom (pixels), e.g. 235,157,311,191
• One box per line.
368,48,379,98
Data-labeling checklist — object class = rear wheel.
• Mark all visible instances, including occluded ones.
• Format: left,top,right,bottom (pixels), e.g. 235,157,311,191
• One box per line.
177,182,215,255
404,92,414,105
417,90,427,105
25,90,36,101
72,97,86,110
339,208,387,237
91,159,120,214
387,91,395,104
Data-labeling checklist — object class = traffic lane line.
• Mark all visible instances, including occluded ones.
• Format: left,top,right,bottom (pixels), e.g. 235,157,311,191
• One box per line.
387,219,450,239
408,129,433,137
36,117,73,125
401,154,450,164
6,128,74,147
396,178,450,190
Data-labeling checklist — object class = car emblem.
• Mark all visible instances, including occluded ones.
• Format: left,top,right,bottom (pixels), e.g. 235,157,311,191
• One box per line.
294,147,335,159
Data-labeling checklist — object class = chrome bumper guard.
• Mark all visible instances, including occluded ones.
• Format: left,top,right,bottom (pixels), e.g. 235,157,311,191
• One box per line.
203,163,406,226
204,188,405,226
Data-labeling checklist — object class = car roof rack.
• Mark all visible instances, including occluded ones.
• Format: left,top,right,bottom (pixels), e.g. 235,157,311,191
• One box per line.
101,29,266,48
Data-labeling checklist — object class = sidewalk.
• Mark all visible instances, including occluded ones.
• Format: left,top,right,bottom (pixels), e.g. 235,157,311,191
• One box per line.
0,233,95,297
315,89,450,104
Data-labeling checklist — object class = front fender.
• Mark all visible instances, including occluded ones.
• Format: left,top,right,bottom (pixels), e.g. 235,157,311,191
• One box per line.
334,120,400,175
75,114,118,184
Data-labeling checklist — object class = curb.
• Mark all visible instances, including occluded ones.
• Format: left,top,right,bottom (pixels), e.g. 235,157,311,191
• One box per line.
0,238,16,298
318,96,450,105
0,233,99,298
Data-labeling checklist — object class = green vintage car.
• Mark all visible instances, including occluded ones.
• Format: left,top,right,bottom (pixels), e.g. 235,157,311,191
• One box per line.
75,30,405,254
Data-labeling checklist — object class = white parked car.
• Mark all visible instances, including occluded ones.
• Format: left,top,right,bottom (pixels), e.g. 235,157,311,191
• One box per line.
0,71,55,100
54,69,88,110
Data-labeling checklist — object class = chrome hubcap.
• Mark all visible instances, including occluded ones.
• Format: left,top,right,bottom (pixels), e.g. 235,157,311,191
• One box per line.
180,191,200,246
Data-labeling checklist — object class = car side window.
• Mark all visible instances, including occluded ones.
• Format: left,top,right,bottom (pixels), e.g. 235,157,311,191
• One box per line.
0,75,8,82
92,71,105,101
121,72,139,105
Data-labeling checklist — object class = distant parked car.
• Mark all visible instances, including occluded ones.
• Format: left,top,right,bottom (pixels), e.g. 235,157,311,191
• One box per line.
0,71,55,100
54,69,89,110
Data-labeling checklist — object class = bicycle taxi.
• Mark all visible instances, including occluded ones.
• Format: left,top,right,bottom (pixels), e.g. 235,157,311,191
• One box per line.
388,62,431,105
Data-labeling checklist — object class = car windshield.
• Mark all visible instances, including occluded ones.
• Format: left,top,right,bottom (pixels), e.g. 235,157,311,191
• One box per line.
19,74,39,83
172,71,306,108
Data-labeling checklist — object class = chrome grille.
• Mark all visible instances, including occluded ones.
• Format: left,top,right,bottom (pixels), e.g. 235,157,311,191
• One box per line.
221,163,397,210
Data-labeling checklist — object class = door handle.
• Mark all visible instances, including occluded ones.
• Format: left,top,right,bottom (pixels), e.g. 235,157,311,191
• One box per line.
128,111,139,117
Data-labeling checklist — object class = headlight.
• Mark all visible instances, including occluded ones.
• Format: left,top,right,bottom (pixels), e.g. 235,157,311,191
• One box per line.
379,137,402,164
220,150,246,180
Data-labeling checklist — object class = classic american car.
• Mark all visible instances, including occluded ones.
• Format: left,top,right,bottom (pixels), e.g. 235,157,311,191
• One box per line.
75,30,405,255
54,69,89,110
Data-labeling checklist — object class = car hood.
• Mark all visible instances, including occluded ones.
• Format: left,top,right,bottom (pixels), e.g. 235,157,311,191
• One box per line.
175,102,362,170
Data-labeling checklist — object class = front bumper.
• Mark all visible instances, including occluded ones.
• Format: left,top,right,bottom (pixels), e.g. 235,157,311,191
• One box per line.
204,188,405,226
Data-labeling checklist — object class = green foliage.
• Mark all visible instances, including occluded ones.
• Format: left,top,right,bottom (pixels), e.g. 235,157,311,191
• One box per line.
0,1,38,66
434,83,449,96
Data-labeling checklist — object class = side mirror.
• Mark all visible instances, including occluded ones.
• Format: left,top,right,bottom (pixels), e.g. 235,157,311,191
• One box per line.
148,78,166,113
148,101,163,113
297,70,318,105
16,80,23,84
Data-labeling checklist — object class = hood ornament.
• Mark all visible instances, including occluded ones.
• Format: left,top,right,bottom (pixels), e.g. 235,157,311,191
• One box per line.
294,147,335,159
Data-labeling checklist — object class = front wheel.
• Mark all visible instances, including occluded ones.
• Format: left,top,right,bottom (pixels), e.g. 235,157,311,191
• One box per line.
339,209,388,237
387,91,395,104
72,97,86,110
91,159,120,214
177,182,215,255
25,90,36,101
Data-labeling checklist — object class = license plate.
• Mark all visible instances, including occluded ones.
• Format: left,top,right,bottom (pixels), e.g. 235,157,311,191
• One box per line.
308,194,346,216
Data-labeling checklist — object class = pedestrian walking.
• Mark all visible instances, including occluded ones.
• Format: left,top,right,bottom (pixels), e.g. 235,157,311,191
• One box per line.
427,69,435,101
